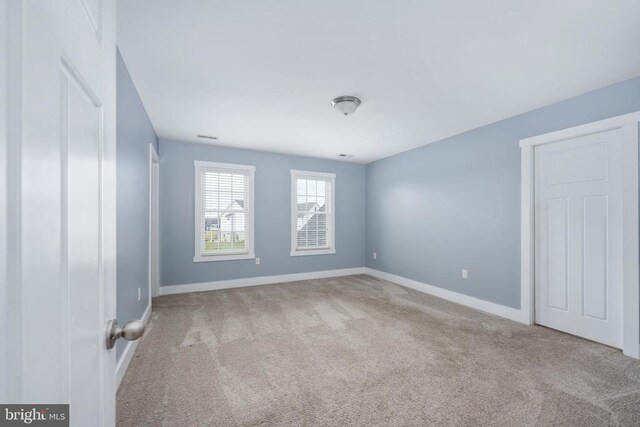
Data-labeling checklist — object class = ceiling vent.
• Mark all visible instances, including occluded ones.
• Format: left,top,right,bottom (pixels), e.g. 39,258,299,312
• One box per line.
197,134,218,140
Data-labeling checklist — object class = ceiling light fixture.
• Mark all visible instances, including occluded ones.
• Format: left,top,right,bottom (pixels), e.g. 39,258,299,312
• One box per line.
331,96,361,116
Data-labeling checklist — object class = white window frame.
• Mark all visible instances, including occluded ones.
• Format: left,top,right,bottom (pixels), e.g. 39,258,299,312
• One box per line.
290,170,336,257
194,160,255,262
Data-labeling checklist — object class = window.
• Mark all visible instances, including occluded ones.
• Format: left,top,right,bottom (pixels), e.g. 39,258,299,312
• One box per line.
291,170,336,256
194,161,255,262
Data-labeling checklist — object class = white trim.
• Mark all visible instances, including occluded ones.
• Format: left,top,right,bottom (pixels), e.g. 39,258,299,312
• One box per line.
159,267,365,296
195,160,255,172
148,144,160,298
0,0,9,403
520,111,640,358
520,140,536,326
290,169,336,179
621,121,640,358
116,302,152,389
364,268,527,323
101,1,119,421
194,160,256,262
519,112,640,148
193,253,255,262
290,248,336,257
290,170,336,256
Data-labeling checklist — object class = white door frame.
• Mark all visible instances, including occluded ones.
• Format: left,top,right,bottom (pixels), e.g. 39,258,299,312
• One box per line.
520,111,640,358
148,144,160,298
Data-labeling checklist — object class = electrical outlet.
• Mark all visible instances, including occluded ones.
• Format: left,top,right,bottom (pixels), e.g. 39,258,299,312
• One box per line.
137,287,141,301
373,252,377,259
462,269,468,279
255,257,260,265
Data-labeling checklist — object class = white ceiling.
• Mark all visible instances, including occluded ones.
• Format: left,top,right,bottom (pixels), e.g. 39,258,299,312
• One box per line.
117,0,640,163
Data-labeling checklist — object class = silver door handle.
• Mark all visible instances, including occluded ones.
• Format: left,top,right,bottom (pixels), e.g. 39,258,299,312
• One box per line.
105,319,145,349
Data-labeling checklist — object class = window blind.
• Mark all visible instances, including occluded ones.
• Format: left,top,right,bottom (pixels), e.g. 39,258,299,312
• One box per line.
294,177,332,250
199,167,250,255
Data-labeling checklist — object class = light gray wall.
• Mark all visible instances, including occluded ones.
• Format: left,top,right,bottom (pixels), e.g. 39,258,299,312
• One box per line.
366,76,640,309
116,49,159,359
159,140,366,287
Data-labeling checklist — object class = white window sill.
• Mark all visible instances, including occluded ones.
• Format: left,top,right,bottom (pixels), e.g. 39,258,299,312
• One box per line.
290,248,336,257
193,253,255,262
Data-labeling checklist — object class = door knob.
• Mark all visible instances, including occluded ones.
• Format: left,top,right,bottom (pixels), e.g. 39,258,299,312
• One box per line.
105,319,145,349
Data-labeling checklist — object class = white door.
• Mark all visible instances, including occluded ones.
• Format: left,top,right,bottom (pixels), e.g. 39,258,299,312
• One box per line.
2,0,118,425
535,128,624,348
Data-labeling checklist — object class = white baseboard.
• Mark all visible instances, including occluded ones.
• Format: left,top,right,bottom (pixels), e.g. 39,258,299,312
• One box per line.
159,267,366,296
158,267,526,325
116,301,152,389
364,267,527,324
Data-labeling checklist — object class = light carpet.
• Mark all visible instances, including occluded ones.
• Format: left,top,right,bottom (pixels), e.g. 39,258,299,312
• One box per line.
117,274,640,426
